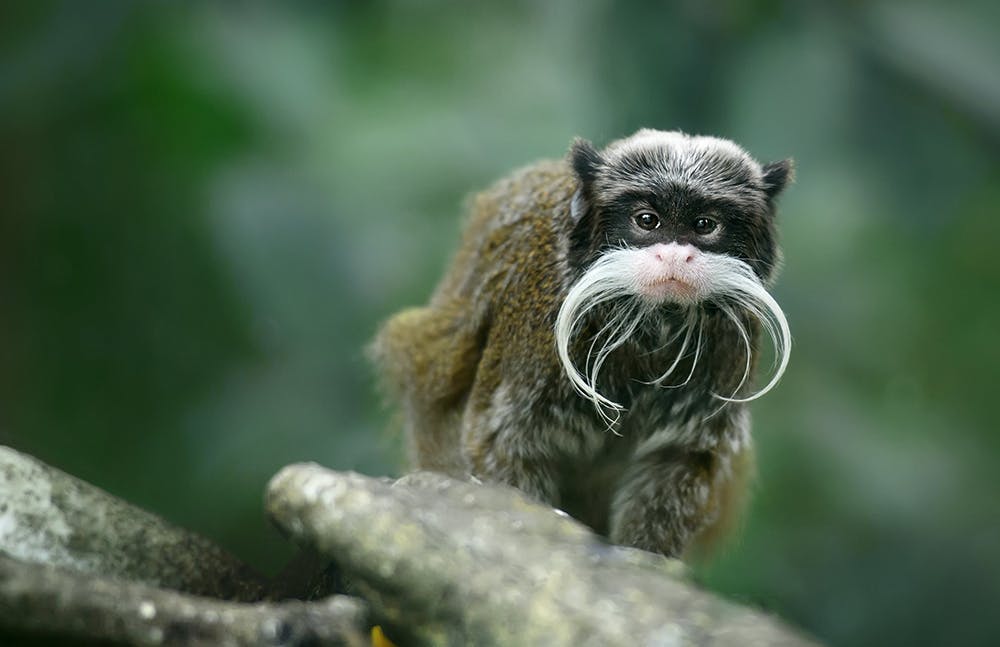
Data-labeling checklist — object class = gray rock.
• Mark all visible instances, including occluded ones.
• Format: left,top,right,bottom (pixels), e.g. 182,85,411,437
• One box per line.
0,554,370,647
0,444,821,646
266,464,822,647
0,445,266,601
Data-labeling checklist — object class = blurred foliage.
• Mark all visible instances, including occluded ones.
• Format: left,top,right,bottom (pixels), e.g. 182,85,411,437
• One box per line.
1,1,999,646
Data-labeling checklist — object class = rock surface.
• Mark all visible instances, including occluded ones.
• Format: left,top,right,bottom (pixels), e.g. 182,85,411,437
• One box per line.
267,464,821,647
0,554,369,647
0,445,267,601
0,445,822,647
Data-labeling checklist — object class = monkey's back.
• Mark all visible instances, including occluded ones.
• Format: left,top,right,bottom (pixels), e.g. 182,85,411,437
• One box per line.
371,159,579,474
432,159,577,308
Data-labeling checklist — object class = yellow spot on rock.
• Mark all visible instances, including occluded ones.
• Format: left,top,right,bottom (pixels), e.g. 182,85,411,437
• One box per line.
371,625,398,647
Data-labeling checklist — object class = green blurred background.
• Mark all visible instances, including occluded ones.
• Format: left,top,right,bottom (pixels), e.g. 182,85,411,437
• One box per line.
2,1,998,645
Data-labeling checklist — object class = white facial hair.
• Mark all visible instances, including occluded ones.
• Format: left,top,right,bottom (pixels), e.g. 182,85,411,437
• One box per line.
554,247,791,424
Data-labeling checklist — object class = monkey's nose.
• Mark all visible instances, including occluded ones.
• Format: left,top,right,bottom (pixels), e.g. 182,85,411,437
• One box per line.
651,243,697,264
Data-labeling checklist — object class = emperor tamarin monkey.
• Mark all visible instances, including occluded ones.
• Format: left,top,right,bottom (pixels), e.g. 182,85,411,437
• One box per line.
371,129,793,558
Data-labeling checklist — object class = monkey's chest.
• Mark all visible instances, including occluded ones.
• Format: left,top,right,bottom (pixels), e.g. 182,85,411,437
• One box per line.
552,386,719,536
553,430,634,536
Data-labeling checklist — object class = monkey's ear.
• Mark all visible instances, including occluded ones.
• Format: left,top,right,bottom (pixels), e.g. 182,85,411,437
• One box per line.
762,159,794,200
569,138,604,186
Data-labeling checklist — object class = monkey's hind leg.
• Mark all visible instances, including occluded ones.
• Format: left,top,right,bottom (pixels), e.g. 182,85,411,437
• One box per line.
370,304,485,476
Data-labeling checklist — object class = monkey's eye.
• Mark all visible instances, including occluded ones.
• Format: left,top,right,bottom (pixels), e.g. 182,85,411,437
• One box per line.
633,212,660,231
693,217,718,235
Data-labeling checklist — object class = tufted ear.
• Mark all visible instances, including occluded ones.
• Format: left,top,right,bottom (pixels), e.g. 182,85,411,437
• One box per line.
762,159,794,200
566,139,605,258
568,138,604,186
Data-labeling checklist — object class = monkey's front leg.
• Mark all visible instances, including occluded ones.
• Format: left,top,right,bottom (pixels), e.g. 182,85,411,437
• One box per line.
609,444,717,557
462,404,563,506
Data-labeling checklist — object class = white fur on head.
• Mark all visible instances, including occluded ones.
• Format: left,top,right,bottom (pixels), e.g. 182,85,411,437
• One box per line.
593,130,772,220
554,248,790,422
603,129,757,174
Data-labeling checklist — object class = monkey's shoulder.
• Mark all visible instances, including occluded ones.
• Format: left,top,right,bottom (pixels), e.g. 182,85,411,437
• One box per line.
432,159,576,307
475,161,574,303
464,158,578,243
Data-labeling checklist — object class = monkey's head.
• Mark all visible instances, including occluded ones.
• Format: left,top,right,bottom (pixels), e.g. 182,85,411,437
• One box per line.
556,129,793,418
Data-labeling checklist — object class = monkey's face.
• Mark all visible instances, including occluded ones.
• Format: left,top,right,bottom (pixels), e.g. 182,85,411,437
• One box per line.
557,129,793,417
569,128,791,296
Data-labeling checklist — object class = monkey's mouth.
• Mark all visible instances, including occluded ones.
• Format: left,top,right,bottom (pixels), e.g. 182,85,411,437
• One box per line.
640,277,697,301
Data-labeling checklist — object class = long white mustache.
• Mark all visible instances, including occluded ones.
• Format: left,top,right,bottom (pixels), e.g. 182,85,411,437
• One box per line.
554,247,791,423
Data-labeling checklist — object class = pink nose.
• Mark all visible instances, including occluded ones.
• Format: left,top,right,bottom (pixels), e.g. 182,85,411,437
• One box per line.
651,243,696,264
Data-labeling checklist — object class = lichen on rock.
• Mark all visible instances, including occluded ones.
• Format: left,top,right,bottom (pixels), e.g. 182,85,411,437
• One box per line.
0,445,266,601
266,464,820,647
0,445,821,647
